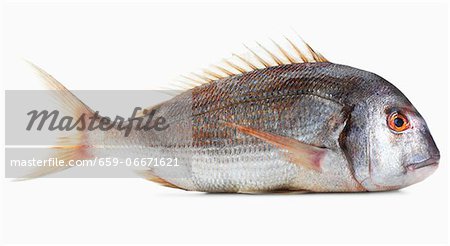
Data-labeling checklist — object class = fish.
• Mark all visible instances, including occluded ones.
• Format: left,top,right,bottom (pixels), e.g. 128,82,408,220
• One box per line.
23,36,440,193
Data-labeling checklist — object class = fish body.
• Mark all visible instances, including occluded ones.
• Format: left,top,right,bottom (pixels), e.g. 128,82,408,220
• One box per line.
26,40,440,193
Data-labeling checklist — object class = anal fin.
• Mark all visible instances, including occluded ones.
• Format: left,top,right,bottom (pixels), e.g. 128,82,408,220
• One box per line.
135,170,184,190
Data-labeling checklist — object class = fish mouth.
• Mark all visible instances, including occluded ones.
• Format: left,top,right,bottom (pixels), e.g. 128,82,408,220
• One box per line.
406,158,439,171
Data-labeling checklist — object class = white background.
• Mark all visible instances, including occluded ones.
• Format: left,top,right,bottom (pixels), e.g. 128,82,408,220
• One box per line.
1,0,448,244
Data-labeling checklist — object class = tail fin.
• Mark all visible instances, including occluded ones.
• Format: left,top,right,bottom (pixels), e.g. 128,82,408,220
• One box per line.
19,61,95,180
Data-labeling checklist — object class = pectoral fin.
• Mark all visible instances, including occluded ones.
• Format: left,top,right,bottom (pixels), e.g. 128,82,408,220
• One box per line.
223,122,326,172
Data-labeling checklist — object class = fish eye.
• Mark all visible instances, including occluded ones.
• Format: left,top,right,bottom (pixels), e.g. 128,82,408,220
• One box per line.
387,111,410,132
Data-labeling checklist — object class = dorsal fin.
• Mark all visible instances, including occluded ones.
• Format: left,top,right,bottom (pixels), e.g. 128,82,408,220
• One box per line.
165,35,329,93
137,35,331,117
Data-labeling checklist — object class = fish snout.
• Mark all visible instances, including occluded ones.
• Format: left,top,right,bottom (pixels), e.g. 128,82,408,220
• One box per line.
406,155,440,172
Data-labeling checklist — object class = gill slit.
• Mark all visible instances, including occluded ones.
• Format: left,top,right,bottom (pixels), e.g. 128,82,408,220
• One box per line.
367,130,374,185
338,108,367,192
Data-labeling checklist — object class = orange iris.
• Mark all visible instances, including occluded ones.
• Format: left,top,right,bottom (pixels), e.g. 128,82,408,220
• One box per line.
388,112,410,132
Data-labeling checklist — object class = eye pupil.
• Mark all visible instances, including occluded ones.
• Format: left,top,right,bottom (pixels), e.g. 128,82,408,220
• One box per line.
387,111,410,132
394,117,404,127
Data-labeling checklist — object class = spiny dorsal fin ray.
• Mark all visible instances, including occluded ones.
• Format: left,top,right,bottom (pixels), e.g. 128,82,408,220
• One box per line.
271,39,296,64
285,36,309,62
256,41,283,66
164,35,329,96
233,53,258,70
243,44,271,68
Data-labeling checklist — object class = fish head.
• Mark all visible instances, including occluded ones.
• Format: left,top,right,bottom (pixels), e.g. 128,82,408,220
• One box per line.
346,80,440,191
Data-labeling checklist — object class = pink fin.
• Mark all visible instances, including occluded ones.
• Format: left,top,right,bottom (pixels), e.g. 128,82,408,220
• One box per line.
135,170,185,190
223,122,326,172
17,62,95,180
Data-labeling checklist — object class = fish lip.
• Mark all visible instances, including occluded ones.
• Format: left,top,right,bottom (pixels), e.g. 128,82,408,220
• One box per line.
406,158,439,171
